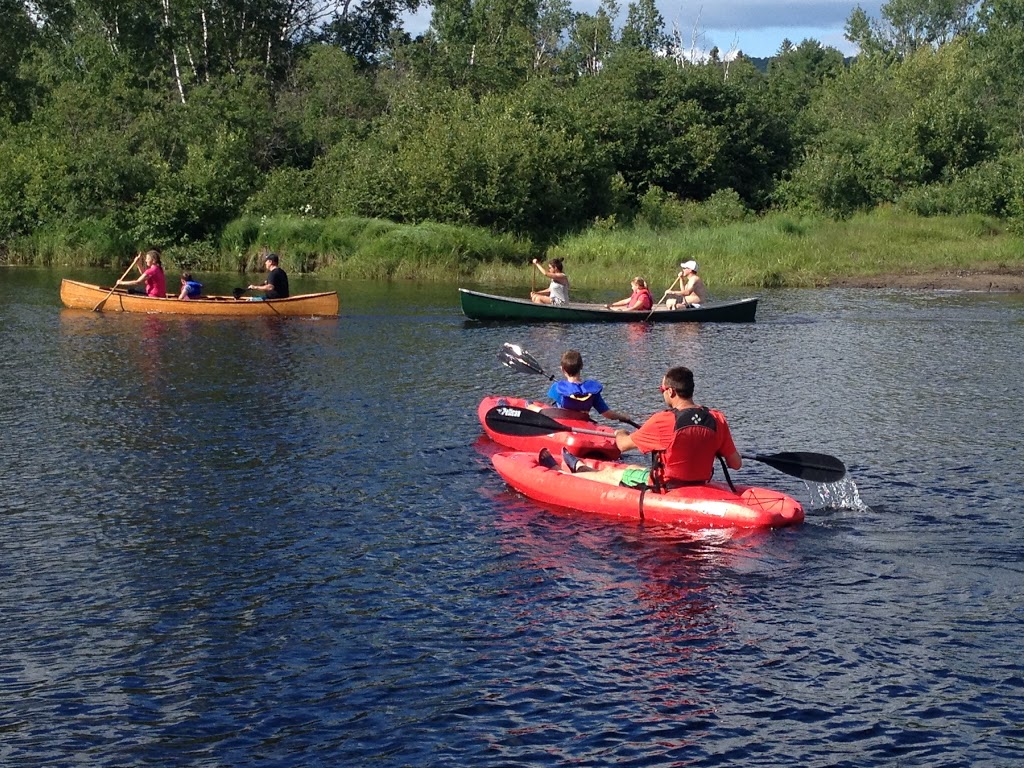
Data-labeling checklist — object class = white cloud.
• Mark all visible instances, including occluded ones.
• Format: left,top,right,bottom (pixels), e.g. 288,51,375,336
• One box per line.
402,0,883,59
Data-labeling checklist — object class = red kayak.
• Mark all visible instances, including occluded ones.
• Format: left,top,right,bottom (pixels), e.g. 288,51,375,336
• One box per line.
477,396,621,459
491,451,804,529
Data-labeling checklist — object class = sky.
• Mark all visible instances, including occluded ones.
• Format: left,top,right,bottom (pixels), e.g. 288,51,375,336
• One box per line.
648,0,885,58
404,0,888,60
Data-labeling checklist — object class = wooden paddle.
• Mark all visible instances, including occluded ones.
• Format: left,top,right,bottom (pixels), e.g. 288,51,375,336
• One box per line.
497,343,642,428
93,254,141,311
485,407,847,482
644,273,682,321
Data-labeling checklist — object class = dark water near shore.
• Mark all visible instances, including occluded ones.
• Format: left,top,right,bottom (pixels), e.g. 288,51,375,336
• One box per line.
2,268,1023,766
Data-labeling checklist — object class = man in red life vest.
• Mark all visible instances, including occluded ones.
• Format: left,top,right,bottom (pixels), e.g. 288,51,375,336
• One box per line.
541,365,742,487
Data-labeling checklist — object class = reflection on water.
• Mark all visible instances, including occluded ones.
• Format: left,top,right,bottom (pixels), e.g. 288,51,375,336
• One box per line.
3,272,1024,766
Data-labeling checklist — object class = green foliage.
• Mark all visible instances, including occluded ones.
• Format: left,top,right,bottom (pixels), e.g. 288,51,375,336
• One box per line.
213,214,532,278
620,0,667,51
845,0,977,59
637,186,750,229
0,0,36,121
9,218,132,266
566,50,793,211
5,0,1024,273
778,41,993,215
134,127,260,246
316,84,612,241
164,240,221,272
245,167,321,217
896,152,1024,221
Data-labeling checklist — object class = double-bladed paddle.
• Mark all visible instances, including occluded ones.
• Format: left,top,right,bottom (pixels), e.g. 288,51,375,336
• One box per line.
497,343,642,428
484,406,847,482
485,405,617,438
739,451,846,483
498,342,555,381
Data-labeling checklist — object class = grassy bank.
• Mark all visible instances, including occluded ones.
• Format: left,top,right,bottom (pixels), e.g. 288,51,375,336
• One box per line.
541,208,1023,290
7,209,1022,288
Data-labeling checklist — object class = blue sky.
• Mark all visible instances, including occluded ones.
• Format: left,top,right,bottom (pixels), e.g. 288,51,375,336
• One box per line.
653,0,885,58
404,0,887,59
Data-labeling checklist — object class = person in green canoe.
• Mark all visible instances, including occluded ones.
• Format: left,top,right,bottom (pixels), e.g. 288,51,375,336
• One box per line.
529,258,569,305
666,260,707,309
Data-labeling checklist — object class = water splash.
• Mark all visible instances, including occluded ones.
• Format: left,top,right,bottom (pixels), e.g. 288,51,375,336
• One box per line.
806,477,871,511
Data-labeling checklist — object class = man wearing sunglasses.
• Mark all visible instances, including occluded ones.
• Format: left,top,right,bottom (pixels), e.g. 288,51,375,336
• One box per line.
547,366,741,488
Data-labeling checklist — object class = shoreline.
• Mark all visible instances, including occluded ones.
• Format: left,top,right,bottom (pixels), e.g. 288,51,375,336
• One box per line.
823,269,1024,292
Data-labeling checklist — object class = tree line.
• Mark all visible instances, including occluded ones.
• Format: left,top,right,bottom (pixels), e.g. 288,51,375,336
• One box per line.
1,0,1023,266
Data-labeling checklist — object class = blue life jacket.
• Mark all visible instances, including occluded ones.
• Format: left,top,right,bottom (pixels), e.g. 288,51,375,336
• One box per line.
184,280,202,298
554,380,603,412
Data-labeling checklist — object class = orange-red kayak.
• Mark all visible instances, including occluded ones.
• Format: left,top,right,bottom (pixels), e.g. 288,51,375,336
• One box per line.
492,451,804,529
477,396,621,459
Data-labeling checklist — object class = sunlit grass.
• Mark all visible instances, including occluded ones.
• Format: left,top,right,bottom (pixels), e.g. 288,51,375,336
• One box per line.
8,209,1022,287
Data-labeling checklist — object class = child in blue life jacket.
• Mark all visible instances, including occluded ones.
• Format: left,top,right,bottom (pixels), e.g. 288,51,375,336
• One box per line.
178,272,203,300
547,350,636,425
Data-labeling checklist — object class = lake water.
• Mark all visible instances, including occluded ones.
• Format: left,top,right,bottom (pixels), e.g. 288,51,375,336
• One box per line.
2,268,1023,766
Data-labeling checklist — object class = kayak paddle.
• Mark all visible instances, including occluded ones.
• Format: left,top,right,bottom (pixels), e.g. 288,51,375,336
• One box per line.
484,406,618,438
497,343,555,381
742,452,847,483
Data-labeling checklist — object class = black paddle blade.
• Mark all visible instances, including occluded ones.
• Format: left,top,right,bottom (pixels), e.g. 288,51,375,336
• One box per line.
484,405,569,436
744,451,847,483
497,343,550,378
233,287,245,300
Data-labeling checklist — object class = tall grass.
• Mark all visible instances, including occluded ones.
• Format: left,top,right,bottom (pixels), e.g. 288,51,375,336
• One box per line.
544,208,1023,289
6,209,1022,286
9,219,133,268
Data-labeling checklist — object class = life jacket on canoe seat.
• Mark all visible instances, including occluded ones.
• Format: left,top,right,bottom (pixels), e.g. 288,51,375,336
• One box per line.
552,380,603,413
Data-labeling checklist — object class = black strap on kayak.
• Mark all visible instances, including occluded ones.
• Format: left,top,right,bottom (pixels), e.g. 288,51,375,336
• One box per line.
718,455,737,493
637,486,647,521
651,451,667,494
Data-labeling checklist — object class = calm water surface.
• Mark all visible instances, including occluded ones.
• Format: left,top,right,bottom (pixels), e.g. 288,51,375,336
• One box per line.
2,268,1023,766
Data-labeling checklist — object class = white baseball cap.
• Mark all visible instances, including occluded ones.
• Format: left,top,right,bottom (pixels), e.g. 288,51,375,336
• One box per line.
679,260,698,272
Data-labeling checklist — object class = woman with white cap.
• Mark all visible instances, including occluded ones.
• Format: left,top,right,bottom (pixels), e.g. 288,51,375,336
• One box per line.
666,260,707,309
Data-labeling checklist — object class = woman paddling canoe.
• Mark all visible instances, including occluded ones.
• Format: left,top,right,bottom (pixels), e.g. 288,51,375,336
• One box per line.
529,258,569,305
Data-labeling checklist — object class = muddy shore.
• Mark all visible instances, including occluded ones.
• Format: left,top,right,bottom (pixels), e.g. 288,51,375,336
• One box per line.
825,268,1024,291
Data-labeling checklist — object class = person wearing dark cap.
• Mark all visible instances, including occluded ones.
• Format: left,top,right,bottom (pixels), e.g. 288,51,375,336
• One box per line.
247,253,289,300
666,260,706,309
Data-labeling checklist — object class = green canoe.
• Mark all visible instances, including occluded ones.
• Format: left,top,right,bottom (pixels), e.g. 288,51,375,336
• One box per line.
459,289,758,323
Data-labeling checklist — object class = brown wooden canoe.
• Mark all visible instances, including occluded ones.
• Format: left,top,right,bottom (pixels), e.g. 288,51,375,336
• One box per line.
60,279,339,317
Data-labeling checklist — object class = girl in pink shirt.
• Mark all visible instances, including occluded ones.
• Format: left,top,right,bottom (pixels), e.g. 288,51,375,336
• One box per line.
117,250,166,297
